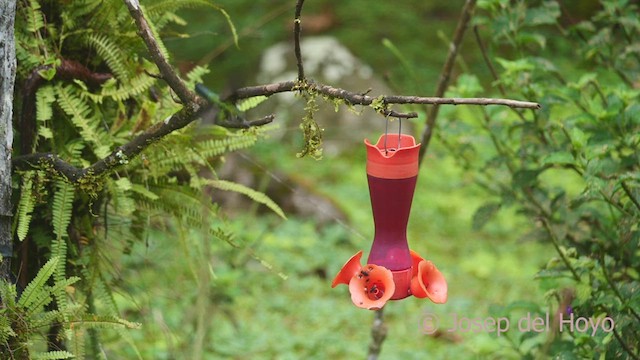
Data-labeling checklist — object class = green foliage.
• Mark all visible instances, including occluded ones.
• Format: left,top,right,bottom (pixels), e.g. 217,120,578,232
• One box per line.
9,0,280,358
0,257,136,359
437,0,640,357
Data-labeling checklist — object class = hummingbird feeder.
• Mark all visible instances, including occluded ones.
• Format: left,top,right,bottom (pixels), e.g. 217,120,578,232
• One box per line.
332,121,448,310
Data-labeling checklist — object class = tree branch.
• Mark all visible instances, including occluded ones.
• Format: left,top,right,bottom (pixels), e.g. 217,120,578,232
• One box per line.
418,0,477,164
13,101,200,183
12,0,538,191
123,0,195,104
20,59,112,154
230,80,540,109
13,74,539,186
367,309,387,360
294,0,306,81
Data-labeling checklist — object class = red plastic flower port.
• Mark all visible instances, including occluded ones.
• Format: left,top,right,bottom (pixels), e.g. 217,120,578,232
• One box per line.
409,250,448,304
333,249,447,308
331,251,364,288
332,251,395,310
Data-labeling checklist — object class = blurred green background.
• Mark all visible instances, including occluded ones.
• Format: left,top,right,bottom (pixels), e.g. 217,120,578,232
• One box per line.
105,0,628,358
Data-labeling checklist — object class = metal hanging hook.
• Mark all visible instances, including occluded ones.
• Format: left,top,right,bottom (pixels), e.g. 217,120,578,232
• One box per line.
384,112,390,155
397,117,402,150
383,113,404,155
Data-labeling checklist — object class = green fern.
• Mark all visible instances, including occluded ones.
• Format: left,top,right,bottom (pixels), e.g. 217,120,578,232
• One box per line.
237,96,268,112
27,277,81,317
36,85,56,122
16,173,36,241
56,84,111,158
17,257,59,309
25,0,45,33
32,351,76,360
52,181,74,240
51,181,74,316
146,0,239,46
11,0,284,357
185,65,211,87
85,33,131,81
69,315,141,330
87,70,157,103
206,179,286,219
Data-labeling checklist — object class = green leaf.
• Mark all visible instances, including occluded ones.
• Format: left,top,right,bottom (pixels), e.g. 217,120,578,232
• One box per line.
472,202,501,230
524,1,560,26
575,281,592,306
542,152,575,166
513,169,541,187
570,128,589,150
38,67,57,81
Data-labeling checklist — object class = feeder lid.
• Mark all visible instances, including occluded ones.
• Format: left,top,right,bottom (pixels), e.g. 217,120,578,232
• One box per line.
365,134,421,179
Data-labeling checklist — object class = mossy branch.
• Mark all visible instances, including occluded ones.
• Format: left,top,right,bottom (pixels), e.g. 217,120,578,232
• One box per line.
12,0,539,189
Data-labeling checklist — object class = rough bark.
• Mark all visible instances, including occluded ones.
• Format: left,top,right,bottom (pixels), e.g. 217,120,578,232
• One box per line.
0,0,17,282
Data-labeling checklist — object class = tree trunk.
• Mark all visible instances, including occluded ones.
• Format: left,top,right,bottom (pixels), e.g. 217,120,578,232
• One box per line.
0,0,17,282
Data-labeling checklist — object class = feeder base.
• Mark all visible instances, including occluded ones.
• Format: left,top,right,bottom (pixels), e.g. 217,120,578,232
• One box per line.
390,268,412,300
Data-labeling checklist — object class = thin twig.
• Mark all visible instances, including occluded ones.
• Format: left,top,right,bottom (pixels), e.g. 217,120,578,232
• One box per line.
621,181,640,212
541,218,581,282
612,326,640,360
473,25,507,97
367,309,387,360
293,0,305,81
123,0,195,104
418,0,477,164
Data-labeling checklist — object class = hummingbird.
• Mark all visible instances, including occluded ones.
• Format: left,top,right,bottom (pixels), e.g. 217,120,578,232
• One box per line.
195,83,274,128
195,83,244,126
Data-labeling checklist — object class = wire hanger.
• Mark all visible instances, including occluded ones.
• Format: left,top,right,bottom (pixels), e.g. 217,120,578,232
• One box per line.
383,114,402,155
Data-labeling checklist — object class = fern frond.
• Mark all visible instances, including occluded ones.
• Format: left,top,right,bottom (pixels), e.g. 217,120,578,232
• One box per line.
26,276,81,317
17,257,59,309
146,0,238,46
85,34,131,81
107,178,136,217
195,132,259,158
237,96,268,112
217,8,239,47
32,351,75,360
87,72,156,103
36,85,56,122
16,173,36,241
15,38,43,75
69,315,142,330
206,179,286,219
25,0,45,33
185,65,210,87
56,84,111,158
68,326,86,360
31,309,64,329
52,181,74,240
52,181,74,313
130,184,159,200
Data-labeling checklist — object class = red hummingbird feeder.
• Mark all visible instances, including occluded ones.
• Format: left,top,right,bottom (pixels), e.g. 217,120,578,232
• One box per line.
332,129,448,310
